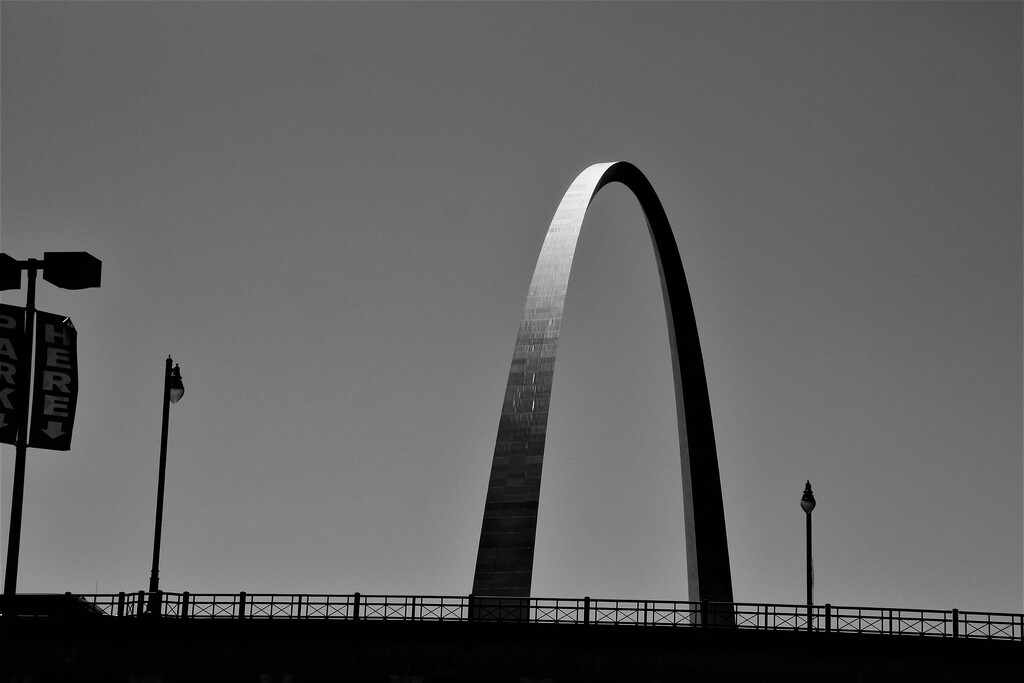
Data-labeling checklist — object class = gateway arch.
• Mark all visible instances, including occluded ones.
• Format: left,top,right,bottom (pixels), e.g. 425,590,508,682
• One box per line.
473,162,733,604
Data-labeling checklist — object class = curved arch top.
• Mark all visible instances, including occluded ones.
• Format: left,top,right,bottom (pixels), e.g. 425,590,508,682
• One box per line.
472,162,732,603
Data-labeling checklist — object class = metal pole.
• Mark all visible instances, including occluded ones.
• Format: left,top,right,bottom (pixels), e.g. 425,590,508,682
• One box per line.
800,480,816,632
806,509,813,630
807,510,813,605
3,261,38,603
147,356,173,613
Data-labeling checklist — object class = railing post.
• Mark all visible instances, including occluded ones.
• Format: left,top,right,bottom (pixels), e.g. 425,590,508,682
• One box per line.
352,592,360,621
952,608,959,639
181,591,190,619
583,596,590,625
117,591,126,617
237,591,247,619
825,603,832,633
137,590,146,618
467,594,474,622
701,599,709,628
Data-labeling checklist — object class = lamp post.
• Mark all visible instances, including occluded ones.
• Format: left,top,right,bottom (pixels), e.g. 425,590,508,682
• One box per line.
800,480,816,631
147,356,184,614
1,252,101,606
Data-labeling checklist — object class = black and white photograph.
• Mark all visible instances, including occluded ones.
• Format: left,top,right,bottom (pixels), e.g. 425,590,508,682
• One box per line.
1,1,1020,680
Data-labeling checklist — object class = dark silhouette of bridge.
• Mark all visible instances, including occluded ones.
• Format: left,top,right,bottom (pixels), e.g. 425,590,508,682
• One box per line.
8,590,1021,640
2,591,1020,682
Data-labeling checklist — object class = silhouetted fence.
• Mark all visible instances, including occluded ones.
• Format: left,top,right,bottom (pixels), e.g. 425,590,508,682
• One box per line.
14,591,1022,642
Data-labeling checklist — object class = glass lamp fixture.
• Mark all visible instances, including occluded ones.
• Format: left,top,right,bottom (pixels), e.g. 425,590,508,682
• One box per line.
800,480,816,514
168,364,184,404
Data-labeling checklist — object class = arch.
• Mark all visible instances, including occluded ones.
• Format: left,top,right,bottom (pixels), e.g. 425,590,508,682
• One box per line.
472,162,733,603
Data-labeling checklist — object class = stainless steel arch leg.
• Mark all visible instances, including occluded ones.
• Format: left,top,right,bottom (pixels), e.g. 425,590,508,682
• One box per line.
472,162,733,605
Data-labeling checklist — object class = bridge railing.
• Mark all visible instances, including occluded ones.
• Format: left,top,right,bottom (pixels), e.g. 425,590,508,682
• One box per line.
14,592,1021,642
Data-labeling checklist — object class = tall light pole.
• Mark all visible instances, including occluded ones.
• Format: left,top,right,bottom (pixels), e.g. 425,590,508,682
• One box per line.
800,480,816,631
148,356,184,614
1,252,101,607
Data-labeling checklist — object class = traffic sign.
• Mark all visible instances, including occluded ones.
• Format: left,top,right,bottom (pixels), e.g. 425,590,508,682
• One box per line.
0,303,28,445
28,312,78,451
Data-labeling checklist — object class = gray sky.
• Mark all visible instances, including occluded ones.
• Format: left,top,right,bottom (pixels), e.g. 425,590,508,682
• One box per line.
1,1,1020,613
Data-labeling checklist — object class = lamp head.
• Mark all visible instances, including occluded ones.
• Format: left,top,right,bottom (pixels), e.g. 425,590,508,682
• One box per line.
42,251,102,290
800,480,816,514
169,364,184,404
0,253,21,290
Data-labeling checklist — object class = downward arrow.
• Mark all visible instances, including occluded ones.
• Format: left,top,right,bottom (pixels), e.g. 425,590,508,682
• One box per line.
41,421,65,439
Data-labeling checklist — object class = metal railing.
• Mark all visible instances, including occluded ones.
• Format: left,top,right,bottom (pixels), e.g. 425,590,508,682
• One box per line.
13,591,1022,642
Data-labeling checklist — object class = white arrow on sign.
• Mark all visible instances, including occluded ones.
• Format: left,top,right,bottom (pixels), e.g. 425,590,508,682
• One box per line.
40,421,66,439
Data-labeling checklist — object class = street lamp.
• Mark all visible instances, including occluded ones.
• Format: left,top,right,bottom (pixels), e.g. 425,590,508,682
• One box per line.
1,252,101,605
148,356,184,614
800,480,816,630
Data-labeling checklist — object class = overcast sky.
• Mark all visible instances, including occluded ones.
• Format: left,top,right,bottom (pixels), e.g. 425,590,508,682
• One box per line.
1,1,1020,613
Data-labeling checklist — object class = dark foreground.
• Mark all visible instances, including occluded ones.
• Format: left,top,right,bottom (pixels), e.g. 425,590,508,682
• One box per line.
3,615,1021,682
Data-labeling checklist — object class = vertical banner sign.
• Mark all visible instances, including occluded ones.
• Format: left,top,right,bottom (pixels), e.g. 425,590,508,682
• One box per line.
0,303,27,445
28,312,78,451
